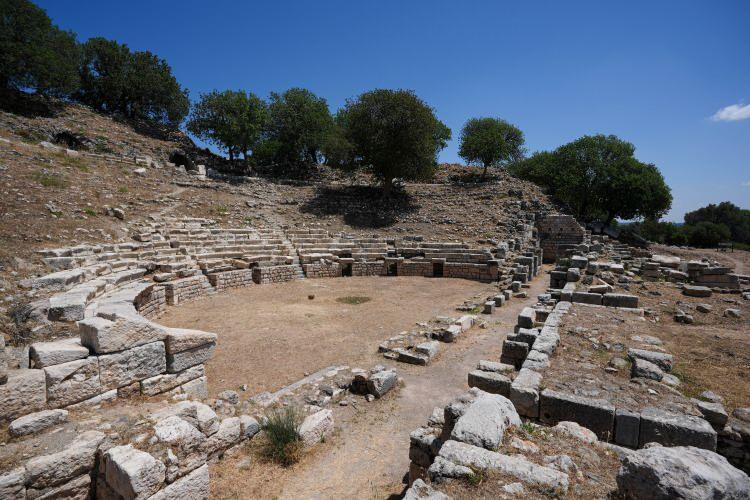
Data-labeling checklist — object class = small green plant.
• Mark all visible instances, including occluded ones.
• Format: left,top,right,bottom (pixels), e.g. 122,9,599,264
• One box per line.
84,208,97,217
521,421,539,436
465,466,486,486
260,407,304,466
336,296,372,305
32,171,67,188
470,305,483,314
117,186,128,193
216,205,229,216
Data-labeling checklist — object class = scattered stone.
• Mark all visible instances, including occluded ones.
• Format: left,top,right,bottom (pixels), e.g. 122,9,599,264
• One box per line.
450,391,521,450
697,401,728,428
631,357,664,381
8,409,68,437
299,409,333,446
724,308,742,318
696,303,712,313
103,444,166,500
554,421,597,444
683,285,712,298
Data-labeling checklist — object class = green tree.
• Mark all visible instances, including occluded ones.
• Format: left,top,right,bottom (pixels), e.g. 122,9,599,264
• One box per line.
684,202,750,244
0,0,80,97
335,89,451,194
78,38,188,127
263,88,333,177
187,90,268,165
511,134,672,224
686,221,731,247
458,117,525,179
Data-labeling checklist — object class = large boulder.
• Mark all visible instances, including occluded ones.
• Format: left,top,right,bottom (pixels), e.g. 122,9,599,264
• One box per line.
616,446,750,499
450,390,521,450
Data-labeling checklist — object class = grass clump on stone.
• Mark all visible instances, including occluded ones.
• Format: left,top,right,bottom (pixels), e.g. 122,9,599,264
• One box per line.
260,406,304,466
336,296,371,305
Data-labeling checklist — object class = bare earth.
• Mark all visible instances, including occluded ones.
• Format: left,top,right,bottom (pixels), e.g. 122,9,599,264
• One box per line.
157,276,495,396
208,271,552,499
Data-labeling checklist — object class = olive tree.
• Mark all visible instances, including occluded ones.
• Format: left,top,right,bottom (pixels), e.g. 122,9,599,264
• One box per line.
458,117,525,179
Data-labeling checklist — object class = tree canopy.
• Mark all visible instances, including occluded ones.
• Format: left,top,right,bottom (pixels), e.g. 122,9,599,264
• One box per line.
511,134,672,224
187,90,267,165
260,88,333,177
458,117,525,178
78,38,189,127
333,89,451,193
0,0,80,97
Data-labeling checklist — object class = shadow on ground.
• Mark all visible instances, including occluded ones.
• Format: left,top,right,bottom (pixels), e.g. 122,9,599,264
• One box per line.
300,185,419,228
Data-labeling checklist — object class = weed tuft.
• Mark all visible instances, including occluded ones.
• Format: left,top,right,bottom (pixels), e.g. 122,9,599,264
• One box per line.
260,407,304,466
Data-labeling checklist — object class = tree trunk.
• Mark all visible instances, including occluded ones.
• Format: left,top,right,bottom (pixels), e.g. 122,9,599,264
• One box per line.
482,163,488,180
382,177,393,197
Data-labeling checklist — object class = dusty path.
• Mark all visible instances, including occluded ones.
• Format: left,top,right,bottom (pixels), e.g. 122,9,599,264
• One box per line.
210,269,549,499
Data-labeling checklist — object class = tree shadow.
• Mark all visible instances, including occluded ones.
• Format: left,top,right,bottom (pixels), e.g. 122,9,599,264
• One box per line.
0,89,63,118
300,185,420,228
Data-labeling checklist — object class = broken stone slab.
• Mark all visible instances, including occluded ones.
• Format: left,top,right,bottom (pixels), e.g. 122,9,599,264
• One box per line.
477,360,514,373
467,370,511,397
30,337,89,368
98,341,166,389
393,348,430,366
403,478,449,500
164,328,218,354
149,463,209,500
201,416,241,458
433,440,568,494
453,315,475,332
44,357,102,407
79,316,166,354
415,341,440,359
175,375,208,399
683,285,712,298
167,342,215,373
616,445,750,499
366,369,398,398
517,307,535,328
25,430,106,490
450,391,521,450
639,407,717,450
153,415,206,453
9,409,68,437
697,401,728,428
0,368,47,421
510,368,542,418
631,357,664,381
615,409,641,448
103,444,166,500
554,421,597,444
140,364,205,396
26,473,91,500
434,324,461,342
152,401,219,436
410,427,443,467
299,409,334,447
627,348,673,372
66,389,117,410
572,291,602,305
239,415,260,440
539,389,615,441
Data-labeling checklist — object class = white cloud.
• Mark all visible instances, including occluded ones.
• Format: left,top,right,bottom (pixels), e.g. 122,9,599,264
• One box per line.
711,103,750,122
743,181,750,187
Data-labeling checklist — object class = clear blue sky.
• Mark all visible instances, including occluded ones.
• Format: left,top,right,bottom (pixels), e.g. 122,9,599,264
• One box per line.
36,0,749,221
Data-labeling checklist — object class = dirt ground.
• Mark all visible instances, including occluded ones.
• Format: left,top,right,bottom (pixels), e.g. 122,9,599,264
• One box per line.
157,277,495,397
208,270,552,499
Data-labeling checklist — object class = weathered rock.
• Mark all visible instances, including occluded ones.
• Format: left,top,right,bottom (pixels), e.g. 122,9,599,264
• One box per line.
724,308,742,318
79,316,166,354
166,343,215,373
26,473,91,500
103,444,166,500
403,479,449,500
29,338,89,368
0,468,25,500
631,357,664,381
683,285,712,298
44,357,102,407
627,348,673,372
299,409,334,447
154,416,206,450
140,365,204,396
639,407,717,450
450,391,521,450
149,464,209,500
154,401,219,436
239,415,260,440
540,389,615,440
201,417,241,457
366,369,397,398
616,446,750,499
9,409,68,437
25,431,105,489
99,341,166,389
697,401,728,428
0,368,47,420
554,421,597,444
467,370,511,397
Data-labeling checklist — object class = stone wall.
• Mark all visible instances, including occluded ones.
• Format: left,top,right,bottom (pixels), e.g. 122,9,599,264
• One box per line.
444,262,499,282
252,265,298,284
537,214,586,263
134,284,167,319
352,261,386,276
207,269,254,292
163,275,213,306
303,261,342,279
396,260,434,277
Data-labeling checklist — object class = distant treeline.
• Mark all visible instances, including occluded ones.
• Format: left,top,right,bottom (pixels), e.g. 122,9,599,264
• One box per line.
622,202,750,248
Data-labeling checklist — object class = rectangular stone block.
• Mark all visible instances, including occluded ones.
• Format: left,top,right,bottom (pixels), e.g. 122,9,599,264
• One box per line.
164,329,217,354
615,409,640,448
468,370,511,397
30,338,90,368
99,342,166,389
166,343,215,373
510,368,542,418
639,407,717,451
539,389,615,441
0,369,46,421
517,307,535,328
572,292,602,305
44,357,102,407
140,364,205,396
602,293,639,308
79,316,166,354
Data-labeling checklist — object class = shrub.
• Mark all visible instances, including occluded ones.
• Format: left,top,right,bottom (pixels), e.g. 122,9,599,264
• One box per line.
260,406,304,466
458,117,525,179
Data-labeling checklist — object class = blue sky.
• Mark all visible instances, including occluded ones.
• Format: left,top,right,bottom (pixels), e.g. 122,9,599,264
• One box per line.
37,0,749,221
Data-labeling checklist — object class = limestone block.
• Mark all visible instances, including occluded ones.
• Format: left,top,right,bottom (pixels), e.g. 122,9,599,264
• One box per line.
164,329,217,354
518,307,535,328
26,473,91,500
477,360,514,374
509,368,542,418
627,348,673,372
403,478,449,500
166,343,215,373
454,315,475,332
366,369,398,398
615,409,641,448
639,407,717,450
201,417,242,457
178,376,208,399
44,357,102,407
25,430,105,489
0,369,46,421
140,364,204,396
0,468,25,500
99,342,166,389
572,291,602,305
683,285,712,298
103,445,166,500
450,391,521,450
467,370,511,397
602,293,639,308
539,389,615,441
159,401,220,436
239,415,260,440
79,316,166,354
9,409,68,437
154,415,206,452
66,389,117,410
631,357,664,381
299,410,333,447
148,464,209,500
30,337,89,368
